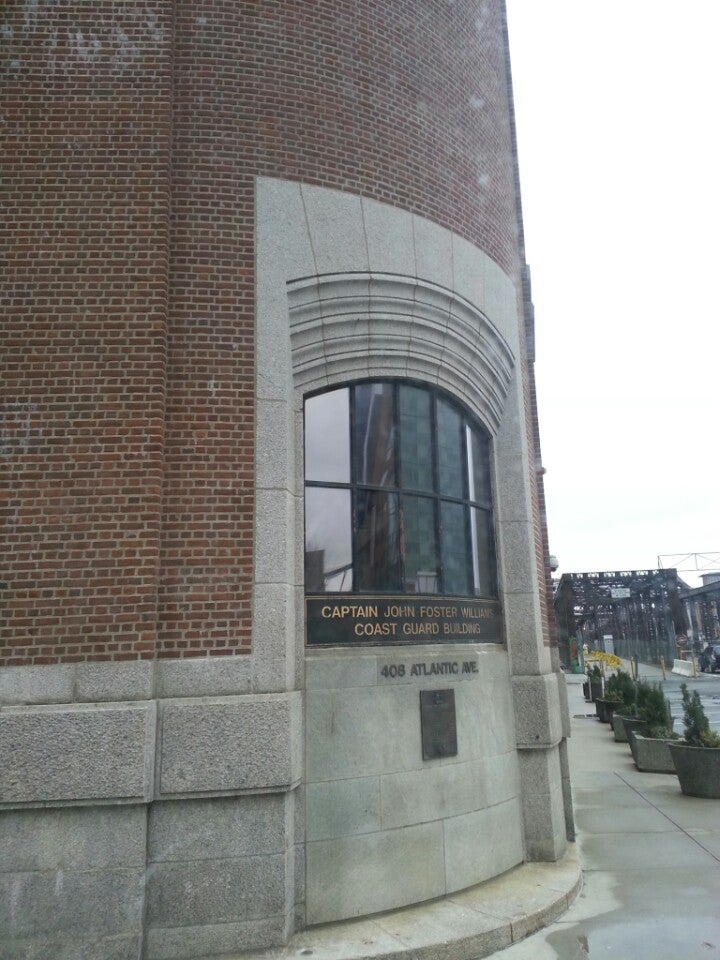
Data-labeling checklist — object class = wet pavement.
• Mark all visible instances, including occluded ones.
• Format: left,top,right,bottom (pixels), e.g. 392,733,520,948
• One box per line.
491,668,720,960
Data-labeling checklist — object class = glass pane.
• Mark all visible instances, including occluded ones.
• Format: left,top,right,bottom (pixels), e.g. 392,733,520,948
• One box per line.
470,507,497,598
305,389,350,483
440,501,470,595
354,383,396,487
305,487,353,592
436,399,464,498
402,495,439,594
467,426,491,504
355,490,401,591
399,385,434,492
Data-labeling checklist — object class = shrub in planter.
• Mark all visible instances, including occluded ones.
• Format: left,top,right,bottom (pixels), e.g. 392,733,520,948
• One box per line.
599,669,633,727
626,685,677,771
611,674,645,742
587,664,603,702
637,684,673,737
668,683,720,798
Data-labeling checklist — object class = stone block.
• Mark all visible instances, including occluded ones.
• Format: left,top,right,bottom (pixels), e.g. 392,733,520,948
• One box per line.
305,685,423,781
503,592,551,676
149,795,286,862
0,703,155,806
455,678,515,758
522,795,568,862
254,488,297,586
74,661,153,703
517,744,562,797
301,184,369,275
511,674,563,748
145,918,286,960
557,670,572,738
255,398,294,493
362,198,416,276
483,255,519,347
159,693,301,795
496,520,539,595
256,178,316,281
252,656,293,694
0,805,146,871
251,582,295,664
0,934,140,960
0,665,74,706
306,776,380,841
493,452,532,525
379,760,485,830
413,215,453,290
443,799,523,893
0,868,145,938
146,855,286,926
482,751,521,807
558,737,575,842
305,821,445,924
255,288,294,403
451,234,486,314
305,651,377,689
156,656,252,699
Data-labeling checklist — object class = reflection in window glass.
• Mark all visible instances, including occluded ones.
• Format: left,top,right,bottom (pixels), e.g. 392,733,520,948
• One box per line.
467,426,491,505
470,508,496,598
305,487,353,592
436,399,464,498
441,501,470,595
356,490,401,591
354,383,396,487
304,381,498,609
402,495,438,593
399,386,433,492
305,389,350,483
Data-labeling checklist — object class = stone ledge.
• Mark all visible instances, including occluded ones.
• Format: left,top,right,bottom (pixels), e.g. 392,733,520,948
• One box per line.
230,846,581,960
158,693,302,797
0,658,254,707
0,702,156,808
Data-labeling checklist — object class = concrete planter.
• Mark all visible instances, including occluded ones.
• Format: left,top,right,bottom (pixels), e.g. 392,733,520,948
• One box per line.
630,734,676,773
669,743,720,798
595,698,620,724
612,713,644,743
621,717,647,744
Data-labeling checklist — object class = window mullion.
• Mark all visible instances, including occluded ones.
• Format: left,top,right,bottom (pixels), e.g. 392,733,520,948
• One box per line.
431,390,444,595
394,383,406,592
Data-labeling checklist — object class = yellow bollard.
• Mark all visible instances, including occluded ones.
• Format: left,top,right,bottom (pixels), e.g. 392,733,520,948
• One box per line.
660,656,666,680
691,655,697,679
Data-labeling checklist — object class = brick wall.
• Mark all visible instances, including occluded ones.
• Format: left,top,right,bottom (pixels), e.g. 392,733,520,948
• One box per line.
3,0,549,664
2,3,173,664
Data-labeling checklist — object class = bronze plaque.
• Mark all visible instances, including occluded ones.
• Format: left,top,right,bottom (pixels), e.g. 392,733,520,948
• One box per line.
305,595,502,646
420,689,458,760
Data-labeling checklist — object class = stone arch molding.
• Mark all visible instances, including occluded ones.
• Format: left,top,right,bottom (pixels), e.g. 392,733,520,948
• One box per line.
287,272,515,433
252,178,528,693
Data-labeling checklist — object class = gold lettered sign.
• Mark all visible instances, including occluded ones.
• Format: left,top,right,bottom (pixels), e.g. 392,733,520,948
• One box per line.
305,595,502,647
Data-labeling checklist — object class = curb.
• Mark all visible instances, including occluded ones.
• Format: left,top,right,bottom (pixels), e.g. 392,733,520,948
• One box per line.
233,846,582,960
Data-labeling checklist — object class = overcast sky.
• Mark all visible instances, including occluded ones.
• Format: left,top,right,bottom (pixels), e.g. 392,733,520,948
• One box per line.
505,1,720,588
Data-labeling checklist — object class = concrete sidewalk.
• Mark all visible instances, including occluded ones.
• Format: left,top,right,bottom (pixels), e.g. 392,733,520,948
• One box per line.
492,674,720,960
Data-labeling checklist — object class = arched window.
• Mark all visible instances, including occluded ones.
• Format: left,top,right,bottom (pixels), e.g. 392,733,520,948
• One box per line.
304,381,497,606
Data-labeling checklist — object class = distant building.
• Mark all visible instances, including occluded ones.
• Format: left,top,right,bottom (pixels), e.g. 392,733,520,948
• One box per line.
681,574,720,650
